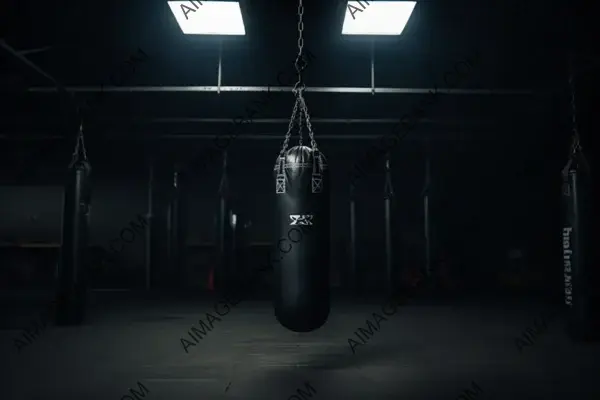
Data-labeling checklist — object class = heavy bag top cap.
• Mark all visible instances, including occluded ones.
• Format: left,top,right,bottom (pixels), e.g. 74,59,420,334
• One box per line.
69,159,92,173
273,145,328,172
274,146,327,195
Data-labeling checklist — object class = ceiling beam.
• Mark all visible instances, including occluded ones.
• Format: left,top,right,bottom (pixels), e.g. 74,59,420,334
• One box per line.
26,85,536,95
17,46,53,56
0,132,497,141
0,40,65,92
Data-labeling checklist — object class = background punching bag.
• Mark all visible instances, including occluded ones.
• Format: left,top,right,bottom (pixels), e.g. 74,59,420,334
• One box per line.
56,139,92,326
562,151,596,340
273,145,330,332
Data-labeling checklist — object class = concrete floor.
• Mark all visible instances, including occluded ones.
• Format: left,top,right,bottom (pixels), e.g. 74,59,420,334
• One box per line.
1,292,599,400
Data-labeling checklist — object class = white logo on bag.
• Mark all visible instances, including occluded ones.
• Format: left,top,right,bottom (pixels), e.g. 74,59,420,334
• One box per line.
562,226,573,306
290,214,313,226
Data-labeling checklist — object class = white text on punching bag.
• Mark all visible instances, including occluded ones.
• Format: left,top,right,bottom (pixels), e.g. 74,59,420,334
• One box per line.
290,214,314,226
562,226,573,306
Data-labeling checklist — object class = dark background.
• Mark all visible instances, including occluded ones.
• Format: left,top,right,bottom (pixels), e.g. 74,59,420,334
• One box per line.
0,0,596,293
1,2,600,400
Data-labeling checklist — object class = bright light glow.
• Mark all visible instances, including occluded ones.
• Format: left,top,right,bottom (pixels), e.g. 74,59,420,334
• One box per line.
342,1,417,36
168,1,246,35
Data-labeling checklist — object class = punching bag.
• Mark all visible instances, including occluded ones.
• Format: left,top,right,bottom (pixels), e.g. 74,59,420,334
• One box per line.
56,136,92,326
562,150,596,340
273,145,330,332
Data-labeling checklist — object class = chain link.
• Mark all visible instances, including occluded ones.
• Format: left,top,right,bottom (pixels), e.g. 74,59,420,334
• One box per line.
71,123,88,165
384,156,394,198
280,99,299,156
299,94,317,150
568,67,581,156
298,108,304,147
563,58,590,174
294,0,305,94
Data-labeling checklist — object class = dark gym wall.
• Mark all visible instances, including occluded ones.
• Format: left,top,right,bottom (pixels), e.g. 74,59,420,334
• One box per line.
0,136,563,289
0,141,421,271
0,183,147,263
0,185,63,243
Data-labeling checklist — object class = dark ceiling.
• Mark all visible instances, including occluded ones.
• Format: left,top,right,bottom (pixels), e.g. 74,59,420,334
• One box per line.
0,0,594,165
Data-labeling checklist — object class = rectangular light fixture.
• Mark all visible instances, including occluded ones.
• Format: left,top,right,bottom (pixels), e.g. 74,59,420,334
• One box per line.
168,1,246,35
342,1,417,36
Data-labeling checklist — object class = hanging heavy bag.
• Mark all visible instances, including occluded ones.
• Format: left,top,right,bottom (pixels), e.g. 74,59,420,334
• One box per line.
56,129,92,325
274,145,330,332
273,92,330,332
273,0,330,332
561,62,598,341
562,148,595,340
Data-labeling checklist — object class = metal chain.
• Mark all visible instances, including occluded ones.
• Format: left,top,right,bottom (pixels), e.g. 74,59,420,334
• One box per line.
384,156,394,198
563,58,590,175
293,0,306,94
568,66,582,156
299,94,318,150
71,123,88,165
298,109,304,147
294,0,318,151
279,0,306,156
280,0,320,154
280,99,299,156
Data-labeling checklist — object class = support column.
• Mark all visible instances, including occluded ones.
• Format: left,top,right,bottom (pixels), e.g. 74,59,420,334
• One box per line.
170,168,187,286
216,151,233,293
149,161,172,289
348,182,357,293
166,169,184,286
145,165,153,290
424,154,432,278
383,155,395,296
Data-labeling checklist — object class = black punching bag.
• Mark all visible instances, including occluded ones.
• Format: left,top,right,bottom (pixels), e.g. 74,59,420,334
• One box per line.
562,151,596,340
56,136,92,326
273,145,330,332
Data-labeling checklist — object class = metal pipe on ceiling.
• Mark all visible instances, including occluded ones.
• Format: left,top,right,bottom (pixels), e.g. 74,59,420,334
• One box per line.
160,133,485,140
27,85,536,95
128,117,493,125
0,117,505,126
17,46,53,56
0,40,66,93
0,133,486,141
